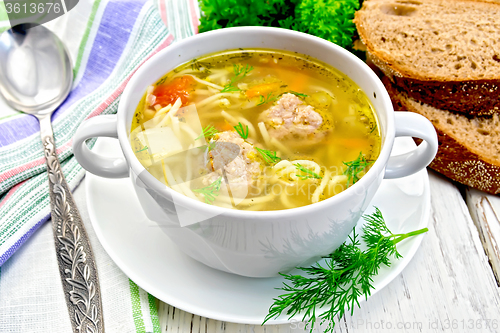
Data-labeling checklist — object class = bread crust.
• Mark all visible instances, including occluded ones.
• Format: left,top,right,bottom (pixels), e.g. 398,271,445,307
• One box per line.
391,76,500,117
355,0,500,81
355,0,500,116
383,77,500,194
367,52,500,116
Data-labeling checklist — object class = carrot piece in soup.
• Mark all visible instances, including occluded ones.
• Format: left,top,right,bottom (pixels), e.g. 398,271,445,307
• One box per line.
245,82,282,99
154,76,195,106
337,138,371,150
213,121,233,131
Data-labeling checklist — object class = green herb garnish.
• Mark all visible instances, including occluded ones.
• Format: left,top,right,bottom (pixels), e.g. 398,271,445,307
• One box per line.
343,152,373,187
263,207,429,332
234,122,249,139
135,146,148,153
289,91,308,98
193,176,223,204
190,58,212,73
198,0,360,50
294,163,322,180
156,77,168,85
255,147,281,164
196,141,217,152
220,64,253,93
220,86,241,93
257,92,278,106
196,125,219,141
294,0,360,49
257,91,306,106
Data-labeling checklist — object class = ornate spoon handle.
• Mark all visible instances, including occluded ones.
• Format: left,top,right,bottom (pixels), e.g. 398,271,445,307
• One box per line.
39,115,105,333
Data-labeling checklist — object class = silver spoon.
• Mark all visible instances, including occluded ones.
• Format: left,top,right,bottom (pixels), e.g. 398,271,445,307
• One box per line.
0,24,104,333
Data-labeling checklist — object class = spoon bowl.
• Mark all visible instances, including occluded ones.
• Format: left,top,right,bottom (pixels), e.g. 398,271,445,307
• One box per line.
0,24,72,115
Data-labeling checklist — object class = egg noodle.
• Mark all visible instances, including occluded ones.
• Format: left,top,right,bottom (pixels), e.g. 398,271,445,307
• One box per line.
130,49,380,211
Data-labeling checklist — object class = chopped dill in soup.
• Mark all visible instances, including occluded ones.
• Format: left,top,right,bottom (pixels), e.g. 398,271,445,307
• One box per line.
130,49,381,211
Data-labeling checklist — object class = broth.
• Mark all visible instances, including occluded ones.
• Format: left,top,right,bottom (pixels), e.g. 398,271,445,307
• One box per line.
130,49,380,211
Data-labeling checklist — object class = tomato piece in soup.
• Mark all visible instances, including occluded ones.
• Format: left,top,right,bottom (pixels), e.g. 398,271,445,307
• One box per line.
154,76,195,106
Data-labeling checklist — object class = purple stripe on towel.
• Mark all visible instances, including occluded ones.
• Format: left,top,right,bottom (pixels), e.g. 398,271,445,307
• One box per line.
0,115,40,148
0,213,50,266
0,0,146,147
52,0,147,119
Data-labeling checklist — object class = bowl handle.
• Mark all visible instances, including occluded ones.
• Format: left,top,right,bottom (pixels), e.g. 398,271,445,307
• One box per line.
384,112,438,179
73,115,129,178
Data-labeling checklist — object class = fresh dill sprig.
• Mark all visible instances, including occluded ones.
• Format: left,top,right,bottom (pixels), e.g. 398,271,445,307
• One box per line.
294,163,322,180
190,58,212,73
289,91,308,98
221,85,241,93
255,147,281,164
263,207,429,332
234,122,249,139
135,146,148,153
343,152,373,187
196,141,217,152
156,76,168,85
207,141,217,152
257,92,278,106
220,64,253,93
196,125,219,140
193,176,223,204
257,91,307,106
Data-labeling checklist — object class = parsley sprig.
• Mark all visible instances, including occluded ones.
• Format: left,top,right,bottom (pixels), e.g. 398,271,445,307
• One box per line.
193,176,223,204
343,152,373,187
263,207,429,332
234,122,249,139
220,64,253,93
294,163,322,180
255,147,281,164
199,0,360,50
196,125,219,140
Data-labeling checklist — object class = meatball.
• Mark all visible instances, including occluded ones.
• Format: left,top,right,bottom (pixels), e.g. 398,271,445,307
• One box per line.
259,93,329,141
207,131,261,187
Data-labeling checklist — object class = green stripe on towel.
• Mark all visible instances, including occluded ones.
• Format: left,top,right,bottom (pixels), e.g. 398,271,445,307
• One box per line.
129,279,147,333
148,293,161,333
73,0,103,79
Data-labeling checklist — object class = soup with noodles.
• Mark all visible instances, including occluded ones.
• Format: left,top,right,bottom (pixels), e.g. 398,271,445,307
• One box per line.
130,49,380,211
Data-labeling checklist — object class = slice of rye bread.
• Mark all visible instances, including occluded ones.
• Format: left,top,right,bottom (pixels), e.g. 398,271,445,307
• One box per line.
354,0,500,117
382,76,500,194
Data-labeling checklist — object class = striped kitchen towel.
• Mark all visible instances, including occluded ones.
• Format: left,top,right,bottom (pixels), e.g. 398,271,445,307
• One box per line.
0,0,199,332
0,0,201,268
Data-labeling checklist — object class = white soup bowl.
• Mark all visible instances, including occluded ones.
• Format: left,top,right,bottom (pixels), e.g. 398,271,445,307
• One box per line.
73,27,438,277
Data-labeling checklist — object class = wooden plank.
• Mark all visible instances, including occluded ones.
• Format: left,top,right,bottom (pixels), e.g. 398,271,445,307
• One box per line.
159,172,500,332
337,172,500,333
466,188,500,285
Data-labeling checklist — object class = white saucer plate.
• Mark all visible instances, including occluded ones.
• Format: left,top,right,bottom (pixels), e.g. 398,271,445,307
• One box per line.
87,137,430,325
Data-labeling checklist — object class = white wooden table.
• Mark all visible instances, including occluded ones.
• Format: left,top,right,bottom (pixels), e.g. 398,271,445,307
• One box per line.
1,149,499,332
1,7,499,332
156,171,500,333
